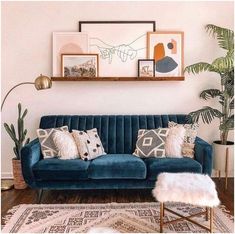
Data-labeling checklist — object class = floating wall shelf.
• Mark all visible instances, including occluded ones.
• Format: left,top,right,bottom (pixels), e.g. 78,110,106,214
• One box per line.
51,76,185,81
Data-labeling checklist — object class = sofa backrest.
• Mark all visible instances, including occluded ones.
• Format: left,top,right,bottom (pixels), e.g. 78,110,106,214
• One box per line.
39,115,188,154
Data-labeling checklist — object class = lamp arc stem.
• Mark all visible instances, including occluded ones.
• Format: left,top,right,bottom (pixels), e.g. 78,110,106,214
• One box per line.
1,82,34,111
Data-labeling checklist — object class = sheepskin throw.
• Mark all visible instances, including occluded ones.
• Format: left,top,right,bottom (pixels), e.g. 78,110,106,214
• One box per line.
133,128,169,158
168,121,199,158
165,126,185,158
37,126,68,158
152,172,220,207
72,128,106,161
53,131,79,160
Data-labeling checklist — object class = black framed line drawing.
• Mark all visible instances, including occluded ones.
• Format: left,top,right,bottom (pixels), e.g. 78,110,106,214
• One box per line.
79,21,156,77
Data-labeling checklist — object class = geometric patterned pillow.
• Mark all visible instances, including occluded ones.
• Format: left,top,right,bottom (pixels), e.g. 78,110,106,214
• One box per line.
168,121,199,158
72,128,106,161
36,126,68,159
133,128,169,158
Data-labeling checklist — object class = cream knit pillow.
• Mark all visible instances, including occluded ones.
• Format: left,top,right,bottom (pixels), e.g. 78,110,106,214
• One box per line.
53,131,79,160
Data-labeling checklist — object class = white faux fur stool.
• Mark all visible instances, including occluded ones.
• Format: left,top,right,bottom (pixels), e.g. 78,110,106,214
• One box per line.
152,172,220,233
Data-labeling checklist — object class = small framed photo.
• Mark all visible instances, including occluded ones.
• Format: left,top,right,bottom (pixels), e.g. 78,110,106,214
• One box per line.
61,54,99,77
147,31,184,77
138,59,155,77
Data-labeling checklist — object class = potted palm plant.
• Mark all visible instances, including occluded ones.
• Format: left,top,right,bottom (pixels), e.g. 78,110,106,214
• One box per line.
4,103,30,189
184,24,234,176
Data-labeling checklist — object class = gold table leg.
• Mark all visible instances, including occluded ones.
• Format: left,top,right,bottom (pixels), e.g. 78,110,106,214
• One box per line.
206,207,209,221
160,202,164,233
210,207,213,233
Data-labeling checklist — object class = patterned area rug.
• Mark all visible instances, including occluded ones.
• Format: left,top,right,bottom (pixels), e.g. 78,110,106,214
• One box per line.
2,202,234,233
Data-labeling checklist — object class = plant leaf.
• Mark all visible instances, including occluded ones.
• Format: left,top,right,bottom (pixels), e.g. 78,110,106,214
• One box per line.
189,106,223,124
184,62,218,74
220,115,234,130
199,89,221,100
205,24,234,51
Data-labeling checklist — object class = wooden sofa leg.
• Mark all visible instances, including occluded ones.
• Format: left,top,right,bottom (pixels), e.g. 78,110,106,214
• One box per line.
37,189,43,204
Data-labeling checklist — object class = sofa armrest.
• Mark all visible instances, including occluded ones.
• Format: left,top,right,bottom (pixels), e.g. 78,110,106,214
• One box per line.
21,138,41,188
194,137,213,176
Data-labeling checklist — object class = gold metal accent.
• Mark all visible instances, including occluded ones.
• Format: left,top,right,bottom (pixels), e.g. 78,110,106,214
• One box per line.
210,207,213,233
160,202,163,233
206,207,209,221
1,74,52,111
1,179,14,191
225,147,229,190
34,74,52,90
160,203,213,233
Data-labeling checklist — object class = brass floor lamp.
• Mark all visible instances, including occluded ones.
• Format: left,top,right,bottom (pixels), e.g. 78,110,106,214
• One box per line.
1,74,52,190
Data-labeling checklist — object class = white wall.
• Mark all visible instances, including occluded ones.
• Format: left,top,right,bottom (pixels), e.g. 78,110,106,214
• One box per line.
1,1,234,177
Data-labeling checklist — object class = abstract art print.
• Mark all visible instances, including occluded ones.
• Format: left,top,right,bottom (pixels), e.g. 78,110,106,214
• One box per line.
61,54,99,77
138,59,155,77
53,32,89,76
79,21,156,77
147,31,184,77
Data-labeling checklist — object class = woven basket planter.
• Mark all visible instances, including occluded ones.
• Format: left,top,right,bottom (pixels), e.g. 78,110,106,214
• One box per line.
12,159,27,189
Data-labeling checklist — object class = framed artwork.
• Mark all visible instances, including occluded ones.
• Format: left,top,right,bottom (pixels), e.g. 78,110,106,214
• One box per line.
53,32,89,76
147,31,184,77
138,59,155,77
61,54,99,77
79,21,156,77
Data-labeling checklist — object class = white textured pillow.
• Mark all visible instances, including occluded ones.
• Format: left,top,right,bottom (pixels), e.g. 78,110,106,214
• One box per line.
53,131,79,160
165,126,185,158
72,128,106,161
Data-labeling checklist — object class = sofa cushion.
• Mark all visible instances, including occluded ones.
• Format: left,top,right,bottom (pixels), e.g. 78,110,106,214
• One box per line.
32,158,90,181
144,157,202,180
88,154,146,179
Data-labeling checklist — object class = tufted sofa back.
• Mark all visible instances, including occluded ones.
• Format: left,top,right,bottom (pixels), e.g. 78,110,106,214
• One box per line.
39,115,188,154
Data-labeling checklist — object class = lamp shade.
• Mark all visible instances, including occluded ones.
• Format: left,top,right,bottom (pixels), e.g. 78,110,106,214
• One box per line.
34,74,52,90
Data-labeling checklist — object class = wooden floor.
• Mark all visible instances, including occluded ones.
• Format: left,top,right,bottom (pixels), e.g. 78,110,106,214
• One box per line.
1,178,234,222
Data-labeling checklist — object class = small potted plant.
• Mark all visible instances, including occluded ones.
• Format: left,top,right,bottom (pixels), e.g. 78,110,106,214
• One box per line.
4,103,30,189
184,24,234,175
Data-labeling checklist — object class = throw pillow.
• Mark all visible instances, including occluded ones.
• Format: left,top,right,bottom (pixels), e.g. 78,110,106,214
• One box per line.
165,126,186,158
168,121,199,158
36,126,68,158
133,128,169,158
53,131,79,160
72,128,106,161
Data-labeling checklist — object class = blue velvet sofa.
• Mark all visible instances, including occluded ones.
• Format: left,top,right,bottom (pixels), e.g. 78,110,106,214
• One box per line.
21,115,212,194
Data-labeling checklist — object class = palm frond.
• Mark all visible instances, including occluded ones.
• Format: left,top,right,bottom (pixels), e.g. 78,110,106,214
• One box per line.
230,99,234,109
184,62,218,75
199,89,221,100
206,24,234,51
212,56,234,72
189,106,223,124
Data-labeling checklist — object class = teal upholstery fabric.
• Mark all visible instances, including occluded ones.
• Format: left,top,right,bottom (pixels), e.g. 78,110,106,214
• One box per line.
39,115,188,154
88,154,146,179
21,114,213,190
34,179,155,190
32,158,90,181
144,157,202,180
194,137,213,175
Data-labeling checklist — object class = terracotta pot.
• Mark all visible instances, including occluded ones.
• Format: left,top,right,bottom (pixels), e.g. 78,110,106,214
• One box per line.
213,141,234,173
12,159,27,189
